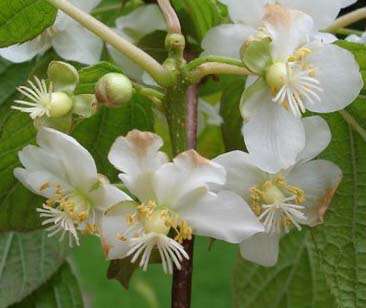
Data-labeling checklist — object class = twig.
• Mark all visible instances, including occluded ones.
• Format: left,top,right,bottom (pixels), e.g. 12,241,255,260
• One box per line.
326,8,366,33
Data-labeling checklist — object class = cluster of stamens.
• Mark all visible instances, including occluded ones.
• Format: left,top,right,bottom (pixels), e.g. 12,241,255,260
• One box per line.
249,175,306,234
37,183,95,246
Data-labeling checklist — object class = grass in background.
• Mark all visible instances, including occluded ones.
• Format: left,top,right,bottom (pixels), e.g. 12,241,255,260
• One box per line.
71,236,237,307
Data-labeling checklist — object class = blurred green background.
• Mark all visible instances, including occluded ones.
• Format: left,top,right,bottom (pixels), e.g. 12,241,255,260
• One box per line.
71,237,237,307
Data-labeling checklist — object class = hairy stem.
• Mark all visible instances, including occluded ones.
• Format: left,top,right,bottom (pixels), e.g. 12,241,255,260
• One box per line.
326,8,366,32
46,0,173,87
339,110,366,142
157,0,181,34
188,63,251,84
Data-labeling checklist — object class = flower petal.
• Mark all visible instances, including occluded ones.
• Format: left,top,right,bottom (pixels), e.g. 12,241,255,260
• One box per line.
0,39,50,63
115,4,166,42
89,184,132,211
279,0,350,29
100,202,137,259
178,190,264,243
239,232,280,266
287,159,342,227
305,44,363,113
108,130,168,201
36,127,98,191
264,5,314,61
242,93,306,173
219,0,267,26
52,22,103,65
296,116,331,164
213,151,267,200
154,150,226,208
201,24,255,58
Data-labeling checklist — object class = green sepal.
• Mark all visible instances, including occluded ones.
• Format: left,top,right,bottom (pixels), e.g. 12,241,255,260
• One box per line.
34,113,73,133
47,61,79,93
239,77,267,121
240,38,272,75
73,94,98,118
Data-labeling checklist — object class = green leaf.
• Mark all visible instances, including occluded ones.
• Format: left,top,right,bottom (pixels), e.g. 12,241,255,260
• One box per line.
75,62,123,95
220,78,245,151
0,230,69,307
310,100,366,307
0,0,57,47
11,263,83,308
0,60,43,231
137,30,168,63
233,231,336,308
73,94,154,181
172,0,224,42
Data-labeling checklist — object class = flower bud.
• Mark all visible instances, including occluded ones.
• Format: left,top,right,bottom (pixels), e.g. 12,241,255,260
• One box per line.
48,92,73,118
265,62,287,91
96,73,133,108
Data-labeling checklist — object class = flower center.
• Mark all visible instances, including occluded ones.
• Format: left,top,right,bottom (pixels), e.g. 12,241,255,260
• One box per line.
249,175,306,234
266,48,323,117
127,201,192,243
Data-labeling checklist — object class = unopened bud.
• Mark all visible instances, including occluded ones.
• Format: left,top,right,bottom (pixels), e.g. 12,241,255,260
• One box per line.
48,92,73,118
96,73,133,108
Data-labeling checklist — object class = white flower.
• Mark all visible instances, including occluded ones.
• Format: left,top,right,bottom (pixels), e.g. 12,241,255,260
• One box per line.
108,4,167,82
213,116,342,266
346,32,366,44
197,99,223,135
14,127,130,246
0,0,103,65
237,5,362,173
202,0,356,58
100,130,264,274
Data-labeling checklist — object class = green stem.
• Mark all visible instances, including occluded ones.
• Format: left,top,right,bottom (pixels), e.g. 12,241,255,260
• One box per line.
185,55,244,71
339,110,366,142
188,62,251,84
46,0,174,87
92,4,122,15
335,28,364,36
326,8,366,33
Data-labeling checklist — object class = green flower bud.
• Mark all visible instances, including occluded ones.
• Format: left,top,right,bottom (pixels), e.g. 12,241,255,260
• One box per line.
96,73,133,108
48,92,73,118
47,61,79,92
265,62,287,91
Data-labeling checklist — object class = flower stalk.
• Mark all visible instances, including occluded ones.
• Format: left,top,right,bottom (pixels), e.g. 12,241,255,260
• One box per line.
45,0,174,87
157,0,182,34
326,7,366,32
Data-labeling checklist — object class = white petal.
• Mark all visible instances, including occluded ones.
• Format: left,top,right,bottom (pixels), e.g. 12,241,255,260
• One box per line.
0,38,50,63
115,4,166,41
68,0,101,12
296,116,331,164
154,150,226,208
287,159,342,227
109,130,168,177
242,92,306,173
100,202,136,259
37,127,98,191
52,22,103,65
240,78,267,122
279,0,347,29
305,44,363,113
178,190,264,243
213,151,267,200
89,184,132,211
108,130,168,201
198,99,223,127
264,5,314,61
239,232,280,267
201,24,255,58
219,0,267,26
